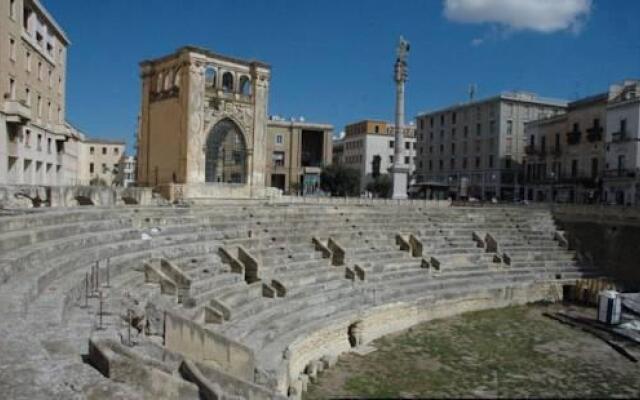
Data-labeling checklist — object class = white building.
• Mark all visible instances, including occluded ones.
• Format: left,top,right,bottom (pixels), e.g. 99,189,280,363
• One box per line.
116,155,136,187
415,92,567,200
603,80,640,205
1,0,79,186
334,120,416,193
77,139,126,186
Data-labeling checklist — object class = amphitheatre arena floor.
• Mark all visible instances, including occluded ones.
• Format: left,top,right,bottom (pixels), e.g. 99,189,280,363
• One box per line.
305,303,640,399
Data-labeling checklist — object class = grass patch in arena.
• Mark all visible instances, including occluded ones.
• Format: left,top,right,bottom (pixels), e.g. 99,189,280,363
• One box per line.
304,303,640,399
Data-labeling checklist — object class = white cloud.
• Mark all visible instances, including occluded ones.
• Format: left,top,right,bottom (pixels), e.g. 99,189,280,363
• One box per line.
444,0,592,33
471,37,484,46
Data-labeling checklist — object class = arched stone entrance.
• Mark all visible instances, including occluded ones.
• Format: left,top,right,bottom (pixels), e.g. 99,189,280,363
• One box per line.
205,119,247,184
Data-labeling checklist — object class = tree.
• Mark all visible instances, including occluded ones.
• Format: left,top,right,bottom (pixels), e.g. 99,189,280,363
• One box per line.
321,164,360,197
366,174,392,198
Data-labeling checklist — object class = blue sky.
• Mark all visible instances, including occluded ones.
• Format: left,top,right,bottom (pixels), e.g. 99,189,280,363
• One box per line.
44,0,639,151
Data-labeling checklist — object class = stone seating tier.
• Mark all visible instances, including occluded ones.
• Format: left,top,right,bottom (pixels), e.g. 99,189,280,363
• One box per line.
0,203,600,400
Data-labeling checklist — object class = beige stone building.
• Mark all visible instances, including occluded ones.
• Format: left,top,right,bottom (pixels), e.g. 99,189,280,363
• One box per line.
137,46,273,199
523,93,607,203
415,92,566,201
77,139,126,186
333,120,416,193
266,117,333,194
0,0,83,185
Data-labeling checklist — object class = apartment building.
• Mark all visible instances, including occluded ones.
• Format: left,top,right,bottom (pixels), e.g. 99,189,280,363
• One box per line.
78,139,126,186
415,92,566,201
0,0,79,185
334,120,416,192
523,93,607,203
522,80,640,205
602,80,640,205
266,117,333,194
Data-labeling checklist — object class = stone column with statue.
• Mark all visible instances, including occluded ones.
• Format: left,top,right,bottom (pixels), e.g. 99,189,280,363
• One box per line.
391,36,410,199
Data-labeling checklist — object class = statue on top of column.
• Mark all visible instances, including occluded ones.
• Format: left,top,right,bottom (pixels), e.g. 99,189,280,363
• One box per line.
395,36,410,83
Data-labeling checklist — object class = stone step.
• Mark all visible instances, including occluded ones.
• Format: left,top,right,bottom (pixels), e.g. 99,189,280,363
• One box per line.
189,273,245,303
226,285,361,340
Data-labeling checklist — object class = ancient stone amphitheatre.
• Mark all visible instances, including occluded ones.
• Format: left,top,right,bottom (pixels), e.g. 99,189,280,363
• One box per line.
0,199,598,399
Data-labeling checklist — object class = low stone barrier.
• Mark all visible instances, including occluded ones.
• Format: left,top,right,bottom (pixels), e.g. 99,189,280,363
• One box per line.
180,359,285,400
311,237,332,259
327,238,345,266
88,338,199,399
238,246,261,283
219,247,245,275
282,281,563,396
395,233,412,252
409,234,423,257
164,312,256,381
0,184,156,208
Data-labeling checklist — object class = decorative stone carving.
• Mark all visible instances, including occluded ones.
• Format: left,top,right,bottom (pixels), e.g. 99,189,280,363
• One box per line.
186,61,206,182
206,99,254,134
139,46,271,194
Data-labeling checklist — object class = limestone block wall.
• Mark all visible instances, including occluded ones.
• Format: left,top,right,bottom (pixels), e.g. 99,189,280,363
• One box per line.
164,312,256,380
553,205,640,289
0,184,155,208
88,339,199,399
280,282,562,395
181,360,286,400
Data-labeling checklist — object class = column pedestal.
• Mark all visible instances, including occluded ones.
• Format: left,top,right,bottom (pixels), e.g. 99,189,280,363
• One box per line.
391,166,409,199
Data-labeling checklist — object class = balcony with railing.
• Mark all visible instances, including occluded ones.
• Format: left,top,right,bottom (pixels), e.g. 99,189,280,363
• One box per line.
603,168,637,178
586,125,603,142
611,130,629,143
525,172,598,187
567,126,582,145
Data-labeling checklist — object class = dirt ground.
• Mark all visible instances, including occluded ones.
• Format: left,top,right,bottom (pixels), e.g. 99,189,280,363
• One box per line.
304,303,640,399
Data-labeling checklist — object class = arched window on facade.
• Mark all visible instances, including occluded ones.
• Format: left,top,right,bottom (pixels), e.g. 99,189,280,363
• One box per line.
239,75,251,96
205,119,247,184
156,72,163,92
173,68,181,88
222,72,234,93
205,67,216,88
164,71,172,91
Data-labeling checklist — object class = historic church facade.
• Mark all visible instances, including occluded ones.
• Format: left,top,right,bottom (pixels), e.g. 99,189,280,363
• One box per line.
137,46,275,199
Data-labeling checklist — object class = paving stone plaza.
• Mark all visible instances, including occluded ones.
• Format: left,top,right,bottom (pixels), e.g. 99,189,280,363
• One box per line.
0,199,600,399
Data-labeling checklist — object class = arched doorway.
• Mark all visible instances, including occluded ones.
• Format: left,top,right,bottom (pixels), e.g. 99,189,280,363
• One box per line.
205,119,247,184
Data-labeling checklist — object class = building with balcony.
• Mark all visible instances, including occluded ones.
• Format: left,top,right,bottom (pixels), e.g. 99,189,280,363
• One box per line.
415,92,566,201
78,139,126,186
523,93,607,203
0,0,79,186
265,117,333,194
602,80,640,205
333,120,416,193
